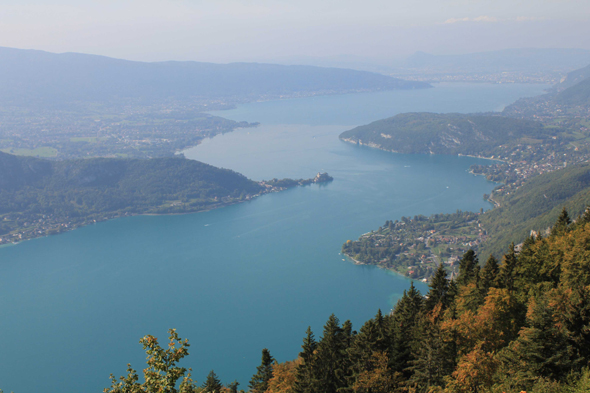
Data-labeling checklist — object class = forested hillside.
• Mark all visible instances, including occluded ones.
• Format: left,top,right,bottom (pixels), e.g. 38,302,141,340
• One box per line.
339,113,553,156
0,151,264,241
103,213,590,393
479,162,590,257
555,78,590,106
554,63,590,90
504,63,590,118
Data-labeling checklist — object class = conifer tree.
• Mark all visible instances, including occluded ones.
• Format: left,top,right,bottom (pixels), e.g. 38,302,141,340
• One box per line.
447,279,458,306
499,243,518,291
347,319,377,390
407,311,451,392
348,310,390,388
424,264,450,311
314,314,348,393
389,282,423,378
227,381,239,393
293,327,318,393
552,207,571,236
342,319,355,349
498,296,581,389
480,255,499,292
249,348,275,393
521,234,537,254
202,370,223,393
456,249,479,287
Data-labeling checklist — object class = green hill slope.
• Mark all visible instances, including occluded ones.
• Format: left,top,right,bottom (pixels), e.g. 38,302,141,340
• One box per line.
479,162,590,257
0,151,264,240
339,113,552,157
555,78,590,106
555,63,590,90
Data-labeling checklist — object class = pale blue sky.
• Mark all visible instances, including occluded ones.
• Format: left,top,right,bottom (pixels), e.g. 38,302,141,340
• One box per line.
0,0,588,62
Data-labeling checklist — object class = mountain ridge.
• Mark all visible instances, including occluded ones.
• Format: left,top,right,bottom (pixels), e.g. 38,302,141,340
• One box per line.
0,46,430,109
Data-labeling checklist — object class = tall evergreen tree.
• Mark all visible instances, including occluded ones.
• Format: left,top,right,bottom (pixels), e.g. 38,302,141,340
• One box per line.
499,296,582,389
348,310,390,389
202,370,223,393
480,254,499,291
314,314,348,393
499,243,518,291
249,348,275,393
407,317,452,393
552,207,571,236
389,282,423,379
456,249,479,287
341,319,355,349
424,264,450,311
447,279,459,306
293,327,318,393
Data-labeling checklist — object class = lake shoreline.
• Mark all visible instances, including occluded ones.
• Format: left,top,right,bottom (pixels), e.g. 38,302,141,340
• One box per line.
0,174,334,247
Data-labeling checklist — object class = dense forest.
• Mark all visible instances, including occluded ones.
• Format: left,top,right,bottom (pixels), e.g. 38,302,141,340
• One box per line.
0,151,265,241
556,78,590,106
339,113,555,157
479,162,590,257
102,209,590,393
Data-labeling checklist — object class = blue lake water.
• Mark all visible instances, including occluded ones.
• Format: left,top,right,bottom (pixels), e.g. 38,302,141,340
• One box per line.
0,83,548,392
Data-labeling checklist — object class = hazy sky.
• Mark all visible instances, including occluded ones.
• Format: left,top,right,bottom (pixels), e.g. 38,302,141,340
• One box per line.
1,0,589,63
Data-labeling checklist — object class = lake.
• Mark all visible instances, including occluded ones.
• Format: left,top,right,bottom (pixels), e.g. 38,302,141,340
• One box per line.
0,83,548,392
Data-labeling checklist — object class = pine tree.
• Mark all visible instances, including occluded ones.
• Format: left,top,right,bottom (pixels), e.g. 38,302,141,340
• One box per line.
552,207,571,236
499,296,582,389
227,380,239,393
202,370,223,393
293,327,318,393
456,249,479,287
341,319,355,349
389,282,423,379
499,243,518,291
480,254,499,292
424,264,450,311
447,279,458,306
348,311,389,388
314,314,348,393
407,315,450,392
249,348,275,393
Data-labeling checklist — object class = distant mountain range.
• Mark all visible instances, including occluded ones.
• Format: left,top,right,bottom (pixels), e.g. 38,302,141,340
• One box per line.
0,47,429,109
401,48,590,74
270,48,590,78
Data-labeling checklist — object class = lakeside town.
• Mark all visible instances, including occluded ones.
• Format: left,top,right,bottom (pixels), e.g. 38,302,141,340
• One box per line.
342,211,487,280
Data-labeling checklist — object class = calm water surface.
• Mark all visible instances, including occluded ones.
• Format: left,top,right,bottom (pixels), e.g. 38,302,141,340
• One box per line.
0,83,548,392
